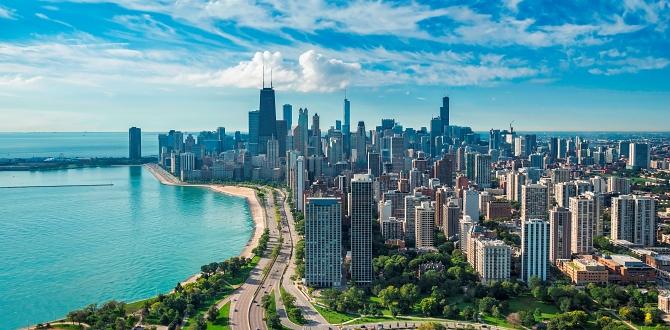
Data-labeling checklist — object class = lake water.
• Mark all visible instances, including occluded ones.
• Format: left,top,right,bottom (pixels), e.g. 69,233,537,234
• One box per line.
0,132,160,158
0,166,253,329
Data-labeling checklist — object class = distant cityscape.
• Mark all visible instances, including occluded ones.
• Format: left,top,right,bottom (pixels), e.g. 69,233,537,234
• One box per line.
131,76,670,297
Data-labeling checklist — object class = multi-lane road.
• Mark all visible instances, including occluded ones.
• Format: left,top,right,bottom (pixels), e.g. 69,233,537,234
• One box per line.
230,188,297,330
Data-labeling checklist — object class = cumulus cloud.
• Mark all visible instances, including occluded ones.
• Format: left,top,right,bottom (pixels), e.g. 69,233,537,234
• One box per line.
177,50,360,92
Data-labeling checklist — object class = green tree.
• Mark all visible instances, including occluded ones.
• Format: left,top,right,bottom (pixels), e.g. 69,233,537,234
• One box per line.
195,315,207,330
518,310,536,326
419,297,440,316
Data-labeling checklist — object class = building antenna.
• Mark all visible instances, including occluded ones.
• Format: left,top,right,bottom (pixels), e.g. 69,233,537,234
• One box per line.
344,88,347,99
270,67,273,88
262,62,265,88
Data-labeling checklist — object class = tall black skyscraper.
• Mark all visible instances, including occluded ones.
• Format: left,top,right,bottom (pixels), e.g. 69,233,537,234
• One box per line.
129,127,141,160
343,97,351,159
440,96,450,132
257,79,277,154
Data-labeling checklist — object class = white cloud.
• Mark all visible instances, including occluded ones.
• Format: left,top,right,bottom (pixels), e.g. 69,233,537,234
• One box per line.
112,14,177,39
0,5,17,20
0,75,43,86
35,12,75,28
176,50,360,92
588,56,670,75
503,0,524,13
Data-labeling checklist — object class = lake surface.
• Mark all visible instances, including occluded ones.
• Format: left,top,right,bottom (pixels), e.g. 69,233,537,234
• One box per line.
0,132,160,158
0,166,253,329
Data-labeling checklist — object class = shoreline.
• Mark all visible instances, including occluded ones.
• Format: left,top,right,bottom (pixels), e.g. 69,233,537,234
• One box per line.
143,163,267,287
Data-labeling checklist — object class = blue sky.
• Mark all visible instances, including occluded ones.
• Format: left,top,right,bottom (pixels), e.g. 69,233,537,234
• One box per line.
0,0,669,132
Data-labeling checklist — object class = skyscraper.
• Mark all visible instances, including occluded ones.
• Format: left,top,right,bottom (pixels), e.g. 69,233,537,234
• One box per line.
474,154,492,188
430,117,442,157
343,97,351,160
415,201,436,249
443,200,460,238
549,207,571,263
349,174,374,285
248,110,260,155
128,127,141,160
283,104,293,131
522,184,549,221
475,239,511,283
611,195,656,246
629,142,650,169
522,219,550,282
257,83,277,154
440,96,449,132
570,195,596,254
463,189,480,221
489,129,501,151
354,121,367,169
405,192,429,247
305,197,342,288
296,156,306,211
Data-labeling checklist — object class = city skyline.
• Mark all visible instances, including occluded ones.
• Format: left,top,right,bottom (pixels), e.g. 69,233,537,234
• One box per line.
1,0,670,132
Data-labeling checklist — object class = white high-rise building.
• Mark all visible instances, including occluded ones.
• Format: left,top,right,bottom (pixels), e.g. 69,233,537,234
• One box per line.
460,215,475,253
475,239,511,283
415,201,436,249
404,192,429,247
463,189,480,221
611,195,656,246
305,197,342,287
522,219,550,282
349,174,374,285
522,184,549,221
569,195,596,254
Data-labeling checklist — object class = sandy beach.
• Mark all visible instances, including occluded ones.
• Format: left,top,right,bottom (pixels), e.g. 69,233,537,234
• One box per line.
144,163,267,286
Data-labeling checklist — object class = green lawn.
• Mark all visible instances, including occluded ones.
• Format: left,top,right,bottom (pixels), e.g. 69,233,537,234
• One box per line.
313,305,358,324
478,295,559,329
207,302,231,330
126,297,154,313
508,295,560,320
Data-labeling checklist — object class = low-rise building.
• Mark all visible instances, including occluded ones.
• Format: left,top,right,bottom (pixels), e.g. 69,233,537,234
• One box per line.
596,255,656,284
556,257,608,285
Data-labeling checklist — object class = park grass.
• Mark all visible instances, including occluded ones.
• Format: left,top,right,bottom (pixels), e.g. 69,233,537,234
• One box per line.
508,295,560,320
207,302,231,330
478,295,559,329
126,297,154,313
313,304,358,324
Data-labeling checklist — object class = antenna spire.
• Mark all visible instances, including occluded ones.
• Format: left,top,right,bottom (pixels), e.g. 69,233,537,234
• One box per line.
262,62,265,88
344,88,347,99
270,67,273,88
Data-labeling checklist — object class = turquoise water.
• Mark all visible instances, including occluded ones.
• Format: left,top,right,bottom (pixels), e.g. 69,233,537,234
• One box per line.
0,132,160,158
0,166,253,329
